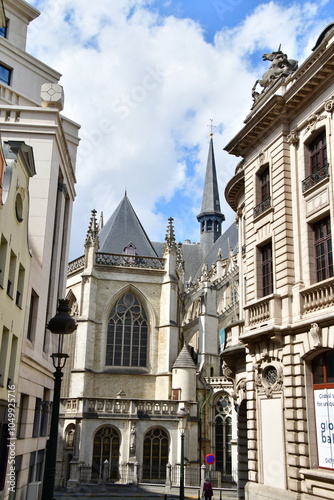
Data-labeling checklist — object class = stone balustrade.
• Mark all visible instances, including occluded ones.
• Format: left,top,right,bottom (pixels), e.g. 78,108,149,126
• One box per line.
244,294,282,328
62,398,180,417
95,252,165,270
301,277,334,315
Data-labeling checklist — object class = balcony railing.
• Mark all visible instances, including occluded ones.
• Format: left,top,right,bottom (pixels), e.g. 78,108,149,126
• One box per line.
253,197,271,218
301,277,334,315
68,255,85,274
62,398,179,417
67,252,165,275
302,164,329,193
96,252,165,270
244,294,282,328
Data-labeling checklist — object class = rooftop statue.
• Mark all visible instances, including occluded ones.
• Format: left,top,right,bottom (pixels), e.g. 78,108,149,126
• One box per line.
252,46,298,101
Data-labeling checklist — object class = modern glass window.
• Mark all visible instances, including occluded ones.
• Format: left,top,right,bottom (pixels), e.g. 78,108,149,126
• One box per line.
310,131,327,174
142,428,168,482
92,427,120,481
106,292,148,367
260,242,273,296
215,395,232,474
314,216,333,282
312,351,334,470
0,63,11,85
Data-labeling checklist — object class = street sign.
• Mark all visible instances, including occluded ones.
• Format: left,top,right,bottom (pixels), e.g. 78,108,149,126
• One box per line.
205,454,215,464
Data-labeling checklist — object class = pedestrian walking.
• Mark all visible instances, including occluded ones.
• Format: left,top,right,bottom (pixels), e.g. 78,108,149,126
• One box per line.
202,477,213,499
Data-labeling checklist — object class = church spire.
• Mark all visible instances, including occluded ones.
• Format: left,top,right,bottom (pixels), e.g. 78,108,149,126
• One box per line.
197,133,225,257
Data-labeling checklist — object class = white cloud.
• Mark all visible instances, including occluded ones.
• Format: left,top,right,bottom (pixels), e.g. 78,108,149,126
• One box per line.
27,0,333,258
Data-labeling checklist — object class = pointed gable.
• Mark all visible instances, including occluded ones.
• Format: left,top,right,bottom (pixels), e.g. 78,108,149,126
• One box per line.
98,194,158,257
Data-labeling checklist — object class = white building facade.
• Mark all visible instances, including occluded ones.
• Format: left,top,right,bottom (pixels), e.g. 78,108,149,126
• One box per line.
224,24,334,500
0,1,80,499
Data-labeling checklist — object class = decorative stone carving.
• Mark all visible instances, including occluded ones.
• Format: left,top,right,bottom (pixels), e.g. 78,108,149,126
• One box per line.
259,339,269,360
41,83,64,111
324,95,334,112
305,113,326,133
252,47,298,100
287,129,299,145
309,323,322,347
223,364,235,382
130,425,136,455
254,360,283,398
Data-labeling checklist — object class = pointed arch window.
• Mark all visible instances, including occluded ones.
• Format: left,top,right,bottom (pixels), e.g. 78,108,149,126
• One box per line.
106,292,148,367
142,428,169,482
215,394,232,474
92,426,120,481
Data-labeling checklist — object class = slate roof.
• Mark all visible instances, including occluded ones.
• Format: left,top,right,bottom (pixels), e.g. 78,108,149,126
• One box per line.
172,343,196,369
152,222,238,282
99,194,158,257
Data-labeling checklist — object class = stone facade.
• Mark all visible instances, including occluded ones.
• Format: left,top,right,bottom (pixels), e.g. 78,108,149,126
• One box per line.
0,2,80,499
224,25,334,500
61,140,239,489
0,140,35,498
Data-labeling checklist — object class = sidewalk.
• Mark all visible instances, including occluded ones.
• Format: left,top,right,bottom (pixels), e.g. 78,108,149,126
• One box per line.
54,483,238,499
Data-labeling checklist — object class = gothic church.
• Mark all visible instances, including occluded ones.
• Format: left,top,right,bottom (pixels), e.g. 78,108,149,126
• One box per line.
59,135,238,488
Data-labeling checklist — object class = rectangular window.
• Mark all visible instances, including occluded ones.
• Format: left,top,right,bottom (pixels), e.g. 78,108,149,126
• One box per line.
16,264,25,308
27,289,39,342
310,131,327,174
0,63,11,85
8,455,21,500
0,19,8,38
254,166,271,218
314,216,333,282
7,250,16,298
0,327,10,387
261,242,273,296
0,235,8,288
313,351,334,470
7,334,18,388
17,394,29,439
260,167,270,202
0,404,9,490
32,398,41,438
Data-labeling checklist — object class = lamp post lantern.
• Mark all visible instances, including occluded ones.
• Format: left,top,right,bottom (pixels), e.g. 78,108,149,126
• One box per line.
41,299,77,500
177,407,189,500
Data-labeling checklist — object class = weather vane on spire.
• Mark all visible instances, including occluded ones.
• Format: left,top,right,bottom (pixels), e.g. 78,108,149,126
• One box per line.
207,119,216,137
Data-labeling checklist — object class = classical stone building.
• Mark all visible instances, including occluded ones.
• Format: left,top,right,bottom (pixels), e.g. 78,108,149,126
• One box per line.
224,24,334,500
0,139,35,498
61,136,239,489
0,1,80,499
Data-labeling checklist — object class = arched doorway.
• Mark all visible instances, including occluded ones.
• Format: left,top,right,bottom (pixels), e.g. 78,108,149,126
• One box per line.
142,428,169,483
92,426,120,482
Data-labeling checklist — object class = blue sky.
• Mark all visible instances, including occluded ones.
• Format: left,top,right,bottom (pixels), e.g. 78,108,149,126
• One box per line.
27,0,334,259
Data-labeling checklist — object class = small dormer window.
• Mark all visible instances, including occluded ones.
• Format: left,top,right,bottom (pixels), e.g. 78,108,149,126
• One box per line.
124,243,136,256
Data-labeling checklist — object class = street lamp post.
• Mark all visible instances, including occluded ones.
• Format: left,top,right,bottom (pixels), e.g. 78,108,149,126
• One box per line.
177,407,189,500
41,299,77,500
